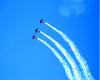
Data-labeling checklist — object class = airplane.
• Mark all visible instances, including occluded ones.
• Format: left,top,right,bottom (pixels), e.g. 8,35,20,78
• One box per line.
32,35,37,39
35,28,40,33
40,19,45,24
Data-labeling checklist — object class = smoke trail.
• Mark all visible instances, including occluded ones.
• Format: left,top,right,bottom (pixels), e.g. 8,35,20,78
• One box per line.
45,22,94,80
40,31,82,80
37,38,74,80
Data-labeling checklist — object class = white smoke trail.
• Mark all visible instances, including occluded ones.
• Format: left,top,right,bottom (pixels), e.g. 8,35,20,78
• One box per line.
40,31,82,80
45,22,94,80
37,38,74,80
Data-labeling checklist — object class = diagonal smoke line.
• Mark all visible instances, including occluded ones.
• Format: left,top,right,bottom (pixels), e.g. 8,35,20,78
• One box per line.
40,31,82,80
44,22,94,80
37,38,74,80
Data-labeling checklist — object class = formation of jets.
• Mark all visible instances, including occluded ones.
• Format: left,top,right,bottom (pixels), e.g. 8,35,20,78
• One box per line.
32,19,45,39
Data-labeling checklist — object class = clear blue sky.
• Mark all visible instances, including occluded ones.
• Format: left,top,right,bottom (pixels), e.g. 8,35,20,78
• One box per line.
0,0,99,80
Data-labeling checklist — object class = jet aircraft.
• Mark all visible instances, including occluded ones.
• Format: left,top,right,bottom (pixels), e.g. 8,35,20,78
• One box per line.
40,19,45,24
35,28,40,33
32,35,37,39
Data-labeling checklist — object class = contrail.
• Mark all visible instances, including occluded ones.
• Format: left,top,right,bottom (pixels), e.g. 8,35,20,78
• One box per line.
37,38,74,80
40,31,82,80
45,22,94,80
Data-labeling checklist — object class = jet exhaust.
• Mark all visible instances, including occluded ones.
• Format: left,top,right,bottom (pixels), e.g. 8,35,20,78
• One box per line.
44,22,94,80
37,38,74,80
40,31,82,80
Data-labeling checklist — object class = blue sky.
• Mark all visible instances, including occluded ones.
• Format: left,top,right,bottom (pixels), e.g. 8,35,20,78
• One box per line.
0,0,99,80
